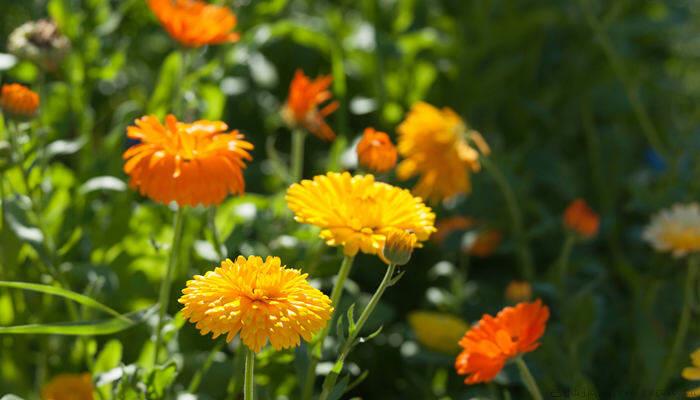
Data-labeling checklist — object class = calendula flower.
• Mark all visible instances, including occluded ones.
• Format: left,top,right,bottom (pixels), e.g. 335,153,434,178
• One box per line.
42,373,94,400
408,311,468,354
8,19,70,71
286,172,436,256
643,203,700,258
180,256,333,353
123,114,253,207
281,69,338,141
148,0,239,47
397,102,490,203
563,199,600,238
356,128,397,173
464,229,502,257
382,230,417,265
504,280,532,303
683,348,700,397
1,83,39,118
455,300,549,384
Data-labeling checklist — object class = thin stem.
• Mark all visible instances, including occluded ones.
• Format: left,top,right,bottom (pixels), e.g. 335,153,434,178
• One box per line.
290,129,307,184
482,157,534,280
188,339,226,393
556,233,576,287
244,347,255,400
515,357,544,400
208,206,227,259
655,256,699,393
301,254,355,400
153,206,186,366
319,263,398,400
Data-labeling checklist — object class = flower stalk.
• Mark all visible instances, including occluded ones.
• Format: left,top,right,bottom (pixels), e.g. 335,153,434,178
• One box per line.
244,347,255,400
556,233,576,287
291,128,306,183
515,357,544,400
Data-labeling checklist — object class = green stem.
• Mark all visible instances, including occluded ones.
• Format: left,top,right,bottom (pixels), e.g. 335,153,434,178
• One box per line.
515,357,544,400
301,255,355,400
482,157,534,280
208,206,226,259
244,347,255,400
153,206,186,366
319,263,398,400
290,129,307,184
188,339,226,393
556,234,576,287
655,256,699,393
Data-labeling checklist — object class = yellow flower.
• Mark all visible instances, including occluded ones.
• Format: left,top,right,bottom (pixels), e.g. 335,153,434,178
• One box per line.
286,172,436,256
382,230,417,266
683,348,700,397
643,203,700,258
179,256,333,353
504,280,532,303
408,311,468,354
396,102,489,203
42,373,94,400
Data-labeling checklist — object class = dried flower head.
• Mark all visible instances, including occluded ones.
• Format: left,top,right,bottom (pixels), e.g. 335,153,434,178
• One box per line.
123,114,253,207
148,0,239,47
180,256,333,353
397,102,490,203
286,172,436,256
356,128,397,173
8,19,70,71
1,83,39,118
455,300,549,384
282,69,338,141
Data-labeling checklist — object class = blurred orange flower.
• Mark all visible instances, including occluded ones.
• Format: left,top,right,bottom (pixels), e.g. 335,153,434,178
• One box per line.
148,0,239,47
356,128,397,173
432,216,475,245
563,199,599,238
42,373,93,400
123,114,253,207
397,102,489,203
504,280,532,303
1,83,39,117
465,230,502,257
282,69,338,141
455,300,549,384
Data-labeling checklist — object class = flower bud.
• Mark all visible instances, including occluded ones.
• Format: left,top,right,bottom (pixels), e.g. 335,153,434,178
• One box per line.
382,230,417,266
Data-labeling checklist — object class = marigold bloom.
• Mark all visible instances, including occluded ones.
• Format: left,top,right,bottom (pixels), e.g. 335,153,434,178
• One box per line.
382,230,417,265
148,0,239,47
180,256,333,353
683,348,700,397
397,102,490,202
408,311,468,354
286,172,436,256
432,216,475,245
42,373,94,400
282,69,338,141
123,114,253,207
643,203,700,258
504,280,532,303
455,300,549,384
1,83,39,117
356,128,397,173
563,199,599,238
464,230,502,257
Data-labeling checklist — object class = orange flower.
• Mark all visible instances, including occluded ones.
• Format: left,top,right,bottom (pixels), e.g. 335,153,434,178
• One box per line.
148,0,239,48
465,230,502,257
504,280,532,303
1,83,39,117
282,69,338,141
563,199,599,238
42,373,94,400
123,114,253,207
356,128,397,173
432,216,475,245
455,300,549,384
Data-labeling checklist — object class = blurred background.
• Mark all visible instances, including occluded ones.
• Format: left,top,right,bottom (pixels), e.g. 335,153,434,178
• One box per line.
1,0,699,398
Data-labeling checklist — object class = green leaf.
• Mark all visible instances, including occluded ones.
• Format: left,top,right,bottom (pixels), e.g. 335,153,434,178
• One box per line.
146,362,178,398
0,306,155,336
0,281,126,320
147,51,182,117
94,340,123,399
346,303,356,335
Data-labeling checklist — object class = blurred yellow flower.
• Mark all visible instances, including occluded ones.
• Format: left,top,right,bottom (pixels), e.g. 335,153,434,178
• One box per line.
683,348,700,397
396,102,489,203
505,280,532,303
408,311,468,354
179,256,332,353
286,172,436,256
42,373,94,400
643,203,700,258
